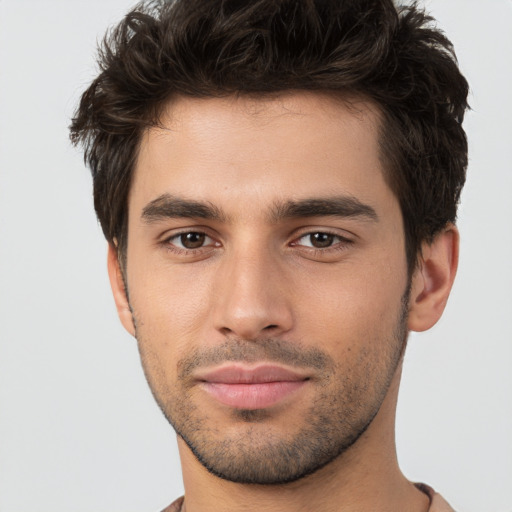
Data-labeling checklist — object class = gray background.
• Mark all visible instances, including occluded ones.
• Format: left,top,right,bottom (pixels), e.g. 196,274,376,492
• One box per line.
0,1,511,510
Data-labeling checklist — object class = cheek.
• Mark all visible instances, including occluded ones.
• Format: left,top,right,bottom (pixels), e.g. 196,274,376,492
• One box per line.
292,257,408,353
127,257,216,351
128,269,212,401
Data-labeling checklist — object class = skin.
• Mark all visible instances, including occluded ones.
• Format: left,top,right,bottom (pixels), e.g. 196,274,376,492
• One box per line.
108,92,458,512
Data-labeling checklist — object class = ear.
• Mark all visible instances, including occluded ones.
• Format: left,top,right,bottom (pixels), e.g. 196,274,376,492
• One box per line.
408,224,459,332
107,243,136,336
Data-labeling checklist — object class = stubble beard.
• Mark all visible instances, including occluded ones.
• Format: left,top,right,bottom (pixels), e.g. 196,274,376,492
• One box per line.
133,291,410,486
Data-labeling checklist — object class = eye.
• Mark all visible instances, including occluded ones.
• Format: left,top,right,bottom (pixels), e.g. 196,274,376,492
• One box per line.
295,232,343,249
167,231,214,250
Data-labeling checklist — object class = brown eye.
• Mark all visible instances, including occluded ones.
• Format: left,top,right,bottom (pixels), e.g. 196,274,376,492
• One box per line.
309,232,335,248
292,231,353,259
179,232,206,249
164,231,218,255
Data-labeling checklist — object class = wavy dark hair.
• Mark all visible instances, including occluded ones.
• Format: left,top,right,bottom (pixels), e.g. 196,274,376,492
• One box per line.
70,0,469,271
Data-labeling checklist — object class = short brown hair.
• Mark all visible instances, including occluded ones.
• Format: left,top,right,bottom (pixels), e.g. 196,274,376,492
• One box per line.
70,0,469,271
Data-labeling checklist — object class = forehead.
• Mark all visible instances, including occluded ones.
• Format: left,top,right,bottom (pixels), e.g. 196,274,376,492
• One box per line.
130,92,392,218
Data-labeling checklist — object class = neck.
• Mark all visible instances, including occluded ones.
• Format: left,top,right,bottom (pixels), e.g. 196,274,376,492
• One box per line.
176,364,429,512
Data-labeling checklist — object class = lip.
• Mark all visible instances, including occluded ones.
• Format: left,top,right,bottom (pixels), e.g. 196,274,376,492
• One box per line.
196,364,309,410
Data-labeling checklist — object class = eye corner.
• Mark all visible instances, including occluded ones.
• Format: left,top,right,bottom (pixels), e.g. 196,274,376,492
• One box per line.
158,228,222,258
288,229,356,262
291,230,353,249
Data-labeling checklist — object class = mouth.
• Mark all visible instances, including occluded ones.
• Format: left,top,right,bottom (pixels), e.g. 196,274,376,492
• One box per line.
195,364,309,410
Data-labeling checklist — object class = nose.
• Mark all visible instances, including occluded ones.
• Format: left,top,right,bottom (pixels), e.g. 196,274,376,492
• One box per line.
212,246,293,340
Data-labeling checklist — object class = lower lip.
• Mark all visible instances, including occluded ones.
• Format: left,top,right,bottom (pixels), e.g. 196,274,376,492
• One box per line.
201,381,306,409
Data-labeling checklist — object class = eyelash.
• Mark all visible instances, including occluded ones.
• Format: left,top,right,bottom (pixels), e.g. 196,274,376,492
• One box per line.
161,230,219,255
290,231,354,254
159,229,354,257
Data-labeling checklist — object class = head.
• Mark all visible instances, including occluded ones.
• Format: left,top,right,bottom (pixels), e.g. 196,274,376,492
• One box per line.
70,0,468,485
71,0,468,273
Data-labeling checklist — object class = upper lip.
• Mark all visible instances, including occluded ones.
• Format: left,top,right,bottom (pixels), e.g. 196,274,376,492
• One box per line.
195,364,309,384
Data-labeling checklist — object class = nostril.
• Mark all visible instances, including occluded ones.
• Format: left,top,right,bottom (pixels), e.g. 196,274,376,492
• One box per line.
263,324,278,330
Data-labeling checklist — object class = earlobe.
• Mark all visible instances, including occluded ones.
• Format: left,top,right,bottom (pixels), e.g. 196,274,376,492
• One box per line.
107,243,136,337
408,225,459,332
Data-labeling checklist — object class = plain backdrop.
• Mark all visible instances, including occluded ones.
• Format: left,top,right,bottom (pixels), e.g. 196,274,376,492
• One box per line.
0,1,511,511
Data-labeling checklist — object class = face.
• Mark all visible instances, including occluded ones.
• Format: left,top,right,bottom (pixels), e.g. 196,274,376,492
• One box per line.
121,93,411,484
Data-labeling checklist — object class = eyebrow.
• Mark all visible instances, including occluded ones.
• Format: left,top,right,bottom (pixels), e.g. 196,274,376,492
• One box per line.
269,196,378,223
142,194,226,223
141,193,378,224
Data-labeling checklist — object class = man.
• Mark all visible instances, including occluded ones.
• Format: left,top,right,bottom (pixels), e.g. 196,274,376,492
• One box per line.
70,0,468,510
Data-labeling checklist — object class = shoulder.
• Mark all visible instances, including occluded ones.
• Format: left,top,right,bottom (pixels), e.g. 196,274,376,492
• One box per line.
415,483,456,512
160,496,184,512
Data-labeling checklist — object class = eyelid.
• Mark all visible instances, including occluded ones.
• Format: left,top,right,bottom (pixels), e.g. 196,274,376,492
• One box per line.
156,225,355,256
168,232,214,248
158,227,222,255
158,225,218,242
287,229,356,262
290,227,355,244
